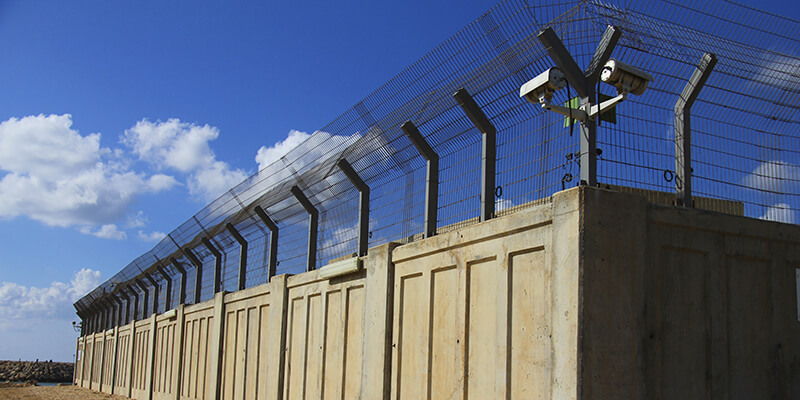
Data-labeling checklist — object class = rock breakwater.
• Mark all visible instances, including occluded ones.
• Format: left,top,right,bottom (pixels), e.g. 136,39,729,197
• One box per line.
0,360,73,383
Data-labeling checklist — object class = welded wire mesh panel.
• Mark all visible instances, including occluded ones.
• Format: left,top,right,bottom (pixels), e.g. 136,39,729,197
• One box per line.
77,0,800,325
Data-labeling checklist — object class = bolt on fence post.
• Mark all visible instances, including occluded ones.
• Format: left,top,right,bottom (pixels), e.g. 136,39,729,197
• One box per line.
182,247,204,304
291,185,319,272
675,52,717,207
226,223,248,290
170,257,187,305
156,265,172,311
145,273,160,315
454,88,497,221
337,158,370,257
202,237,223,294
401,121,439,238
254,206,279,280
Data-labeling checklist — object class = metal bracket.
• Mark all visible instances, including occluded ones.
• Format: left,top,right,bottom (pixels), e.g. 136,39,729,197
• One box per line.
254,205,279,280
337,158,370,257
291,185,319,272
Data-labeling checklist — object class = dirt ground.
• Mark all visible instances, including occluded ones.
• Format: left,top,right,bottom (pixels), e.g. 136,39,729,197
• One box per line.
0,385,128,400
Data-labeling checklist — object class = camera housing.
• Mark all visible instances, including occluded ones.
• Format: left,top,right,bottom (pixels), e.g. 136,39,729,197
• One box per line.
519,67,567,104
600,59,653,95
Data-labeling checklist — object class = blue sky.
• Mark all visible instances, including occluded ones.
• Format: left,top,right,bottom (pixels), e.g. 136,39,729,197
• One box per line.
0,0,797,362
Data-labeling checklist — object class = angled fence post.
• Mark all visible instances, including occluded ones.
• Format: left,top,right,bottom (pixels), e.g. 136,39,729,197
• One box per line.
182,247,204,304
156,265,172,311
675,52,717,207
121,291,130,325
254,206,279,281
226,223,249,290
145,273,160,315
136,280,150,319
291,185,319,272
454,88,497,221
401,121,439,238
170,257,187,305
202,237,223,294
128,287,139,321
337,158,370,256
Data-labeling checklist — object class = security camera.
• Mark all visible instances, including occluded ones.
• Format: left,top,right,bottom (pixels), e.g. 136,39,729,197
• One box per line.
600,59,653,95
520,67,567,104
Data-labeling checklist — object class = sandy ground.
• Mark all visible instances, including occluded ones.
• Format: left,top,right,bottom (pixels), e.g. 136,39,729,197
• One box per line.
0,385,128,399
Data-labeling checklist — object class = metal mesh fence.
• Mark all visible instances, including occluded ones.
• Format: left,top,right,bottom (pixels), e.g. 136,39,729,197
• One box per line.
76,0,800,327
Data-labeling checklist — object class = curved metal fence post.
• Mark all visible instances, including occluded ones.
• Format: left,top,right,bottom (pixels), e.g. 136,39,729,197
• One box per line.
170,257,187,305
120,291,130,325
136,279,150,319
401,121,439,238
337,158,370,257
156,265,172,311
182,247,204,304
129,287,139,321
291,185,318,272
202,237,223,294
254,206,279,281
226,223,248,290
675,52,717,207
454,88,497,221
145,273,160,315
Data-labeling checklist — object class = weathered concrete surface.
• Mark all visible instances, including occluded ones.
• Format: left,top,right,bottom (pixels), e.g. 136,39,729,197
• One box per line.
74,186,800,399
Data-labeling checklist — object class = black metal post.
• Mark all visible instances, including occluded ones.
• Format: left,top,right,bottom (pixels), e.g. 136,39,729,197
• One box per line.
136,280,149,318
183,247,204,304
675,52,717,207
156,265,173,311
170,257,187,305
145,273,160,315
202,237,223,294
129,287,139,321
291,185,318,272
454,88,497,222
113,295,124,328
121,291,130,325
254,206,279,281
401,121,439,238
226,223,248,290
337,158,370,257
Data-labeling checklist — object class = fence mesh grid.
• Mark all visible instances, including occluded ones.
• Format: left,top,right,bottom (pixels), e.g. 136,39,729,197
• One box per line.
76,0,800,326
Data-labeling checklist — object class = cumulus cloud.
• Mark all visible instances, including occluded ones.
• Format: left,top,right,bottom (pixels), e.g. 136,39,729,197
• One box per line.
0,114,178,230
741,160,800,194
123,119,247,202
254,129,360,173
138,230,166,242
255,129,311,171
759,203,797,224
79,224,127,240
0,268,101,321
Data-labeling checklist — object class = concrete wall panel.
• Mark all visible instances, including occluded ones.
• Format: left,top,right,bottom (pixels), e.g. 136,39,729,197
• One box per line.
390,201,560,400
181,305,214,400
114,324,132,395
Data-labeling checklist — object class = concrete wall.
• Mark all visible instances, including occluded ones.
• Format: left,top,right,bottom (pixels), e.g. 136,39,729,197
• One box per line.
74,186,800,399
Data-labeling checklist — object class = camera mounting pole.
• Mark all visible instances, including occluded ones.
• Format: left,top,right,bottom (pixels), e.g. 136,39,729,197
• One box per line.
537,25,620,186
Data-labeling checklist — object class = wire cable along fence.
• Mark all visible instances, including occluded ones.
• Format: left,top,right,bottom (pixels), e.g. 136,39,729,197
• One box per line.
75,0,800,333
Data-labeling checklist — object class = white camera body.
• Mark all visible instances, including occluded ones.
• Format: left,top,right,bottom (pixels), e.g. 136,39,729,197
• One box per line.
600,59,653,95
519,67,567,104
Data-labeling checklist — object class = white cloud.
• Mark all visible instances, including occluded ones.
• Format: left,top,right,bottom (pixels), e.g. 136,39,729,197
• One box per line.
123,119,247,202
0,114,177,229
255,129,311,171
187,161,248,202
138,230,166,242
79,224,127,240
741,160,800,194
759,203,797,224
0,268,101,321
